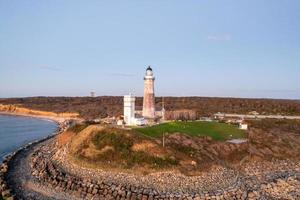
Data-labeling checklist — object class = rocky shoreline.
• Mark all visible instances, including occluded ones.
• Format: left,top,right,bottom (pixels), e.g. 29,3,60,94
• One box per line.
28,141,300,200
1,134,300,199
0,117,71,200
1,117,300,200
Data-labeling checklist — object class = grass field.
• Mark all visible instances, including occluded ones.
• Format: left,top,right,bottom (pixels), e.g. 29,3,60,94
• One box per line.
135,121,246,141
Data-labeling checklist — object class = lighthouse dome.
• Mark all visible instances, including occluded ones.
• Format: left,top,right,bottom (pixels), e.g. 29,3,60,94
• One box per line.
146,66,153,76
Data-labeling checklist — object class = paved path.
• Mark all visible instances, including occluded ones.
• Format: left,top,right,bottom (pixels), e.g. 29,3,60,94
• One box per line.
214,113,300,120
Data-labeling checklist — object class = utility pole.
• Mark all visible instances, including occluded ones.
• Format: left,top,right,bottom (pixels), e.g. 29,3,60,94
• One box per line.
162,132,168,148
162,97,166,121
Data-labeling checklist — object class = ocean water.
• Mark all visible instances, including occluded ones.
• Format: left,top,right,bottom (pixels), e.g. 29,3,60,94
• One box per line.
0,114,58,163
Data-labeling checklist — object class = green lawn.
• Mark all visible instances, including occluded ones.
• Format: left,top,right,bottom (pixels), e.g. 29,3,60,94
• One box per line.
135,121,246,141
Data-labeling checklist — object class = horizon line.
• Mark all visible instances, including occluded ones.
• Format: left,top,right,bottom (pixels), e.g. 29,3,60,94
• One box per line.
0,95,299,101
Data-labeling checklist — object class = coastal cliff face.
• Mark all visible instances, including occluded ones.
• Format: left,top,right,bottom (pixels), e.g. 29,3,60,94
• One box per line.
0,104,79,119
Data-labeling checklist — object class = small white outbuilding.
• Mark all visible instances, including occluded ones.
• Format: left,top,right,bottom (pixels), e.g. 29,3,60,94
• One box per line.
239,122,248,130
124,94,136,126
123,94,146,126
117,120,124,126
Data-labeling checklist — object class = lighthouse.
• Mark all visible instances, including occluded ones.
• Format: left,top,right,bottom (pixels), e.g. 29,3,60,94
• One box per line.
143,66,156,119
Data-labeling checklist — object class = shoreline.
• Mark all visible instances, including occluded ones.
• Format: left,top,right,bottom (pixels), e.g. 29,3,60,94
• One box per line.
0,110,83,158
0,111,73,199
0,111,75,162
0,111,77,125
0,136,52,199
0,134,61,199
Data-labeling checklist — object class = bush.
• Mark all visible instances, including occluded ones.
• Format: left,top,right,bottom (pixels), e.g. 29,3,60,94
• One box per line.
67,123,88,133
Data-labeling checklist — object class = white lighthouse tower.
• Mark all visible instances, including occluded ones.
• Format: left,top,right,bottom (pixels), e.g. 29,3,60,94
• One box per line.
124,94,135,125
143,66,156,119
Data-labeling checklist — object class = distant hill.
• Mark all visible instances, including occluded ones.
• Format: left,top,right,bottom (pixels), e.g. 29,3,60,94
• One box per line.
0,96,299,120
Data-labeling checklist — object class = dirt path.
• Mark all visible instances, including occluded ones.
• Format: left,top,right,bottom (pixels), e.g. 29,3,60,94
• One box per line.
5,138,78,200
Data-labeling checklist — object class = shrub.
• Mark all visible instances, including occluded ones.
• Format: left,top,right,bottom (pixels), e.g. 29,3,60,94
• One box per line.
67,123,88,133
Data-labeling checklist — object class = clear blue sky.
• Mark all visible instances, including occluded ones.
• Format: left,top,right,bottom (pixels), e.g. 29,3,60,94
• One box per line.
0,1,299,99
